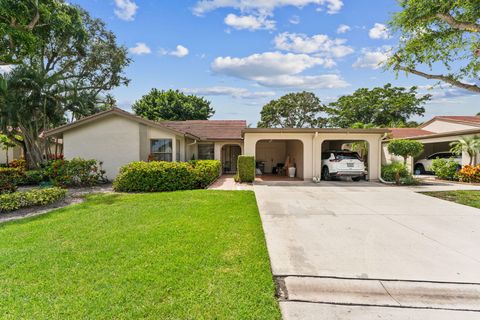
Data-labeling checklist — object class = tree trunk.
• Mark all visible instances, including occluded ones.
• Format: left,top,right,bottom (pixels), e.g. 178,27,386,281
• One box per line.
21,129,44,169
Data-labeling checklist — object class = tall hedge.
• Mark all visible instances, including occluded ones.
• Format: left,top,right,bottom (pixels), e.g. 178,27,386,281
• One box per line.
113,160,221,192
237,156,255,183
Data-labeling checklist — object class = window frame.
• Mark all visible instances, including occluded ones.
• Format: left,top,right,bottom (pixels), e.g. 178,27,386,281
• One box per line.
150,138,173,162
198,143,215,160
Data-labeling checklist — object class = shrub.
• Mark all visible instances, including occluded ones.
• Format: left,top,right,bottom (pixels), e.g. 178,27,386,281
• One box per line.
457,165,480,183
237,156,255,183
387,140,424,165
113,160,220,192
381,162,409,183
18,170,49,186
45,158,107,187
431,158,460,181
0,168,25,194
0,187,67,212
190,160,221,188
399,175,420,185
8,159,27,171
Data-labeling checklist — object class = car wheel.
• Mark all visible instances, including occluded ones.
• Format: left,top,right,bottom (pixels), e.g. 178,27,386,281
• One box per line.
322,166,331,181
352,176,362,182
414,164,426,175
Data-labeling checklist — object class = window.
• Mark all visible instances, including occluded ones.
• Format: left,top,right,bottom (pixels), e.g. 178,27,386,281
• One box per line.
151,139,173,162
198,144,214,160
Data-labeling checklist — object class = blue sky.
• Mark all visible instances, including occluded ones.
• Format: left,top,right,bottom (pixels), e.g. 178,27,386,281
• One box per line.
71,0,479,126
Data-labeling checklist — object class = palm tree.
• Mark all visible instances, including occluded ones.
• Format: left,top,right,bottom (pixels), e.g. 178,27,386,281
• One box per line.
450,136,480,166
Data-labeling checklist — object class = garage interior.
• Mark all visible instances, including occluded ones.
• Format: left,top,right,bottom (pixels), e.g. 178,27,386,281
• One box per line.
413,141,453,173
321,139,370,179
255,140,304,179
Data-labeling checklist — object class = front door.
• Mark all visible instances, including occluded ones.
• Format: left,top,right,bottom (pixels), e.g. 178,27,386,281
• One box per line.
222,145,242,174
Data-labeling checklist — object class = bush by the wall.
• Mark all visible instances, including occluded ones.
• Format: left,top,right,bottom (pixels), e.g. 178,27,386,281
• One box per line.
431,158,460,181
381,162,409,183
8,159,27,171
46,158,107,187
0,168,25,194
0,187,67,212
190,160,221,188
113,160,220,192
457,165,480,183
237,156,255,183
18,170,49,186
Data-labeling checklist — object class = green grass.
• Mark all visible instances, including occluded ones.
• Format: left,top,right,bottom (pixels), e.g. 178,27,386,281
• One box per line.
422,190,480,209
0,190,281,319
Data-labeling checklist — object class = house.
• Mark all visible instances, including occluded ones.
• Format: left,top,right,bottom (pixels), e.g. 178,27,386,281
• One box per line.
382,116,480,169
45,108,389,180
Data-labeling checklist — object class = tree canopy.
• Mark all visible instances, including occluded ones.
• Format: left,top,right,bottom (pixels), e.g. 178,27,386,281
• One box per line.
388,139,424,165
0,2,130,168
0,0,85,65
326,84,430,128
387,0,480,93
257,91,326,128
132,89,215,121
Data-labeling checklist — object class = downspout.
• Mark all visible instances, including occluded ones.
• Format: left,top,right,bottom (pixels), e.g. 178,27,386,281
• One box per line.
378,133,395,184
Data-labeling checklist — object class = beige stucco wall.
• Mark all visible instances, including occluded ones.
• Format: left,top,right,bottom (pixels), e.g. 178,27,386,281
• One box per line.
63,115,141,179
422,120,477,133
147,126,185,161
244,132,384,181
0,146,17,164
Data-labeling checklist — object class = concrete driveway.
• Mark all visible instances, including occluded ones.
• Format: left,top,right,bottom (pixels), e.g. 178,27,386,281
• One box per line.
254,181,480,319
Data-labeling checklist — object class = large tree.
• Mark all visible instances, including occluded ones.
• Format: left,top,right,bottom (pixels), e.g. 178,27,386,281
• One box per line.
0,3,130,168
133,89,215,121
387,0,480,93
0,0,84,65
326,84,430,128
257,91,326,128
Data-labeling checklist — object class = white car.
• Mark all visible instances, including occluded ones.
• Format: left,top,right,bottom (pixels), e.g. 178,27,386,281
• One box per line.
321,150,366,181
414,152,462,174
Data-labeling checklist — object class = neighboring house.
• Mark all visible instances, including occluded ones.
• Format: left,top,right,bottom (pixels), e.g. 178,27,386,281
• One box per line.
0,144,22,165
45,108,389,180
382,116,480,170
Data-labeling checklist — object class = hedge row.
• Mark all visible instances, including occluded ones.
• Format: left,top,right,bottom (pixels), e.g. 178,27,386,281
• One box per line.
0,187,67,212
113,160,221,192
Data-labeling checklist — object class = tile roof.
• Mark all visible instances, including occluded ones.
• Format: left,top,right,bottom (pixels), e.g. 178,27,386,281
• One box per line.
388,128,434,139
435,116,480,124
162,120,247,140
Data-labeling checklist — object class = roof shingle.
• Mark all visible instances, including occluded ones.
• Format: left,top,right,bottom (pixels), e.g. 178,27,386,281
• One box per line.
388,128,434,139
162,120,246,140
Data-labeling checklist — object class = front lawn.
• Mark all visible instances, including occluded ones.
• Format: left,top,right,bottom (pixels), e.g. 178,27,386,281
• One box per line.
0,190,280,319
422,190,480,209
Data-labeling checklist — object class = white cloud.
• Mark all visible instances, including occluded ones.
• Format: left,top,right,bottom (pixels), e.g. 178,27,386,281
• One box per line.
0,65,13,74
224,14,275,30
368,23,390,39
160,45,190,58
114,0,138,21
211,51,348,89
336,24,350,34
289,15,300,25
254,74,349,89
352,46,391,69
274,32,354,58
129,42,151,55
193,0,344,16
183,86,275,99
212,52,332,78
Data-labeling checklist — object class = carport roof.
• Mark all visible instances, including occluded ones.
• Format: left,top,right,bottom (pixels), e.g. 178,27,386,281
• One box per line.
242,128,389,136
384,127,480,141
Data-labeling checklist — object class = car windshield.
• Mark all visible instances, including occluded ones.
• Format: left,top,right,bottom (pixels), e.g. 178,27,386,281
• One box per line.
335,152,360,160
